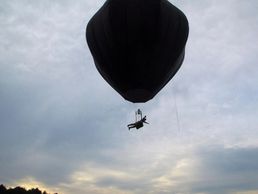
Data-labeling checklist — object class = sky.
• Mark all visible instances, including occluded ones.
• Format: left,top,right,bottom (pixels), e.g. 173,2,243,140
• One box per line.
1,0,258,194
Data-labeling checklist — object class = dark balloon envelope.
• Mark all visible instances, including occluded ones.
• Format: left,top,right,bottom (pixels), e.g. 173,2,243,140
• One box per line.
86,0,189,103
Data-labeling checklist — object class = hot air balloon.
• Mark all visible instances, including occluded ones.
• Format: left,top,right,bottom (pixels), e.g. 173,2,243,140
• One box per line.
86,0,189,103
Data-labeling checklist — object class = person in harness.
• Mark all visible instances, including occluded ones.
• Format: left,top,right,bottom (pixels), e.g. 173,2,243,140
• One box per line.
127,109,149,130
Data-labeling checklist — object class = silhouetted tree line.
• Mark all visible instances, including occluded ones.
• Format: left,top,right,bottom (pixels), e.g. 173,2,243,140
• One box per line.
0,184,58,194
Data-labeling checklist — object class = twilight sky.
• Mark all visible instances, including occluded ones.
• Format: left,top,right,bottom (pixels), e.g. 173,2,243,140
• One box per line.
1,0,258,194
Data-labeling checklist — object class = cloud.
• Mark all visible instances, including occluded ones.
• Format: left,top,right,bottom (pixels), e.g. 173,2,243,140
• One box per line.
25,145,258,194
188,146,258,194
1,0,258,194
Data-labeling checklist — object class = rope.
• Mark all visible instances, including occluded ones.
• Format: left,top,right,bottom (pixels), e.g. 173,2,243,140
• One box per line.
174,92,181,132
